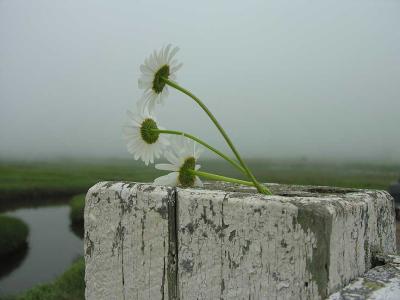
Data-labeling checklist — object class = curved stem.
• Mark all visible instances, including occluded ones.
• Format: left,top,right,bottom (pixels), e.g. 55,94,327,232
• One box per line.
152,129,246,174
162,77,271,195
188,169,255,187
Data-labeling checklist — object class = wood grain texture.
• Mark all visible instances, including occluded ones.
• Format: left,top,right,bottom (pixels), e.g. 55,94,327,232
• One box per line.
177,183,396,300
84,182,174,300
84,182,396,300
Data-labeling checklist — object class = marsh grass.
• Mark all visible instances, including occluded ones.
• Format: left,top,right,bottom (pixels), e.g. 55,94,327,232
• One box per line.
0,159,398,213
0,159,161,201
0,215,29,257
1,257,85,300
203,159,399,190
2,158,397,231
0,159,397,194
69,195,85,225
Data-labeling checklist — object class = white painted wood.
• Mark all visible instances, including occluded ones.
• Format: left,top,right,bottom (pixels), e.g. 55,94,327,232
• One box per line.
84,182,396,300
84,182,173,300
177,183,396,299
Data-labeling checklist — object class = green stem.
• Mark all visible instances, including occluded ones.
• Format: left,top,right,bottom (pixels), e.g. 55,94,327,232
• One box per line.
162,77,271,195
188,169,255,187
152,129,246,174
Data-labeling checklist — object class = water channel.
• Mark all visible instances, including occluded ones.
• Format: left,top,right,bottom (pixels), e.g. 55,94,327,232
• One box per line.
0,204,82,296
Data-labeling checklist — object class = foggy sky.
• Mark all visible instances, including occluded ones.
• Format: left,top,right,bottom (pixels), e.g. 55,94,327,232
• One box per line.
1,0,399,162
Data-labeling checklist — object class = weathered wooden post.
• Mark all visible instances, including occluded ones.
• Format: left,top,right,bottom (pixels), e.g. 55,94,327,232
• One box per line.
84,181,397,299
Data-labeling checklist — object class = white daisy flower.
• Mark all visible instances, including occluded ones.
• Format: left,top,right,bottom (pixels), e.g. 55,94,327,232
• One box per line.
123,108,169,165
138,44,183,112
154,136,203,188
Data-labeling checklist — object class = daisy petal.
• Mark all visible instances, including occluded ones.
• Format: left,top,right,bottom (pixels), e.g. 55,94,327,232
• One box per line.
165,151,180,165
194,177,204,187
123,108,167,166
138,45,181,112
155,163,179,172
168,46,180,62
154,172,179,187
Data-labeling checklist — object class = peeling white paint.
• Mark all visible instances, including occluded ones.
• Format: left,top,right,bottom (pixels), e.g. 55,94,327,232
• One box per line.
84,182,172,300
84,182,396,300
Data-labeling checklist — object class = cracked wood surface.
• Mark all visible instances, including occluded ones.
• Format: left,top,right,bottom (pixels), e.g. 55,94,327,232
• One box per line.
177,184,396,299
85,181,396,300
84,182,175,300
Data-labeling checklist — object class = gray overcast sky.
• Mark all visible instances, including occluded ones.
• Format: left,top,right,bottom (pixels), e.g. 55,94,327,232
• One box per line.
1,0,399,162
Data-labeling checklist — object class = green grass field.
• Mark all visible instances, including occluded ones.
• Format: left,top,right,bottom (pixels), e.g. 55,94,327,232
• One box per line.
0,159,161,202
0,159,398,199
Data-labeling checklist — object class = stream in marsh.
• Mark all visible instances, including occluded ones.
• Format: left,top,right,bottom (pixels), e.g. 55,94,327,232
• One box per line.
0,204,82,296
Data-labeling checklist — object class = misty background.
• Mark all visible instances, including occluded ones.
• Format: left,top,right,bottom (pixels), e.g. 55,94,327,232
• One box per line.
1,0,399,163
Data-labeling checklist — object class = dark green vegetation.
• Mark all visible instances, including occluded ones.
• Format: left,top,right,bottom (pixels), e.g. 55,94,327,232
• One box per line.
69,195,85,225
1,258,85,300
69,194,85,238
0,215,29,257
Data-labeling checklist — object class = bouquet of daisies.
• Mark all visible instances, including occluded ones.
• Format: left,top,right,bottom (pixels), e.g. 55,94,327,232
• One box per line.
124,45,271,195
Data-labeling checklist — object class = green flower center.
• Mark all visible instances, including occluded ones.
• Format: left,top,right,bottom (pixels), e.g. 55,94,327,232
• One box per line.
152,65,170,94
179,156,196,187
140,118,159,144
